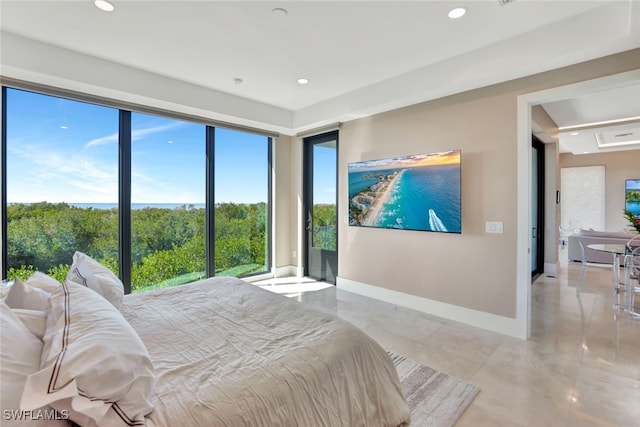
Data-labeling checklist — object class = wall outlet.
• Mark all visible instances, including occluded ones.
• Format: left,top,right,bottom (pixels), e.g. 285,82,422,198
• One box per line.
292,250,297,258
485,221,504,234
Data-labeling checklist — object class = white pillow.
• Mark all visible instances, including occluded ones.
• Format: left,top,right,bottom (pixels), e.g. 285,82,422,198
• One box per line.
21,281,155,427
5,278,49,311
66,251,124,310
0,302,69,427
26,272,62,293
12,308,47,340
1,280,13,300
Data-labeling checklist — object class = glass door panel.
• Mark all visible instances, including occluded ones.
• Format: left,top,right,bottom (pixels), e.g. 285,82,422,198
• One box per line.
304,131,338,283
312,142,337,251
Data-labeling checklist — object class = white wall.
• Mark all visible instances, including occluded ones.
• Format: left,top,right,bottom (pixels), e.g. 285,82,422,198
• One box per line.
272,135,293,276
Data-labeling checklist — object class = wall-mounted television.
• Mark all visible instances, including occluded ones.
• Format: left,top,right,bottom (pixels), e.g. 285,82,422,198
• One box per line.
626,179,640,216
348,149,461,233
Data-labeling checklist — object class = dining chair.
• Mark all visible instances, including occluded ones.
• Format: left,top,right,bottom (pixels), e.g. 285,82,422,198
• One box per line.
606,242,627,311
626,234,640,251
624,245,640,317
624,234,640,303
559,219,581,248
576,239,588,296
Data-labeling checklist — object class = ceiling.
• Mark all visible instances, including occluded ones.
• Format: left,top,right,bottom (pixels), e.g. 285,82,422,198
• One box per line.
1,0,639,144
540,84,640,154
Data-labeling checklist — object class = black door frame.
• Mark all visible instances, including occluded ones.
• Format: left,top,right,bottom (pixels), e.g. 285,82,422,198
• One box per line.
303,130,339,283
532,135,545,279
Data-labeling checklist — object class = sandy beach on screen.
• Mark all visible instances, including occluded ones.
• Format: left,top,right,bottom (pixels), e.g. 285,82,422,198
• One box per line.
362,170,405,226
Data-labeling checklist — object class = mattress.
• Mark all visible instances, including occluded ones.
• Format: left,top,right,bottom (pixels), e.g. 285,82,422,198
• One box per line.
121,277,411,427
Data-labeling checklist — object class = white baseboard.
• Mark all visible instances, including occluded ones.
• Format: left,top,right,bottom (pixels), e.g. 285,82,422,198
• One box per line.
273,265,295,278
336,277,527,339
544,262,559,275
272,265,304,278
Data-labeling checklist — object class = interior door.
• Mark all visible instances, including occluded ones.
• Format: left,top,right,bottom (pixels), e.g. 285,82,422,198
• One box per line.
303,131,338,284
531,135,545,279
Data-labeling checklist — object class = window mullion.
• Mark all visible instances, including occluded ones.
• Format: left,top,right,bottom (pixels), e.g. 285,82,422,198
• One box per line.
206,126,215,278
1,87,7,280
119,110,132,293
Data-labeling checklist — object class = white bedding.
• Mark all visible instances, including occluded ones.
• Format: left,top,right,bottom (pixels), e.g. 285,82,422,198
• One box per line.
121,277,411,427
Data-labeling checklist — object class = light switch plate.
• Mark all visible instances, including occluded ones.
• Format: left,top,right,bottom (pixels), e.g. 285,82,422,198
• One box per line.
486,221,503,234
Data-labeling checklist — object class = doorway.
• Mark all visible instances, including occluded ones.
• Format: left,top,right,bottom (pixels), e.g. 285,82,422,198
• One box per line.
531,135,545,279
517,70,639,339
303,131,338,284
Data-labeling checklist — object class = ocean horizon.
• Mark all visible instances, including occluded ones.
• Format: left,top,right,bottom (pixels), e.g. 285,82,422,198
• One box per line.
8,202,207,210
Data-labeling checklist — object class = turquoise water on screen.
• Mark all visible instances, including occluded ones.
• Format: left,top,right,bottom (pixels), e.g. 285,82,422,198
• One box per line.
349,164,461,233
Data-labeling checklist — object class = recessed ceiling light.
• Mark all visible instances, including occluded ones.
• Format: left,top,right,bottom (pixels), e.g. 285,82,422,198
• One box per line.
272,7,288,17
570,132,579,136
448,7,466,19
297,78,309,85
94,0,115,12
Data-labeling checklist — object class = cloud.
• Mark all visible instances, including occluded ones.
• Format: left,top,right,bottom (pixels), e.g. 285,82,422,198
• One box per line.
86,132,118,147
85,121,186,148
7,117,202,204
7,143,119,203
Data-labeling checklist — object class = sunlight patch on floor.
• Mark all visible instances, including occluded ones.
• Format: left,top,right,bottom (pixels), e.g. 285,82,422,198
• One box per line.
253,277,333,298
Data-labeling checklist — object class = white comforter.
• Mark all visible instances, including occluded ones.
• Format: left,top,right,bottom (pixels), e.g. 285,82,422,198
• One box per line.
121,277,410,427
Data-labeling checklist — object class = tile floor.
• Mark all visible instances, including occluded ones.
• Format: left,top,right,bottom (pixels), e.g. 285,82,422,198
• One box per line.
254,252,640,426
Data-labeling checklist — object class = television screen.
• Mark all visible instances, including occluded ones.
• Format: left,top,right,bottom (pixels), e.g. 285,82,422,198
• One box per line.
626,178,640,216
348,150,461,233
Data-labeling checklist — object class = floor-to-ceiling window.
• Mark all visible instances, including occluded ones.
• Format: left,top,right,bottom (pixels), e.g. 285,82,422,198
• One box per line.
130,112,206,292
2,86,271,289
3,88,119,283
214,128,270,277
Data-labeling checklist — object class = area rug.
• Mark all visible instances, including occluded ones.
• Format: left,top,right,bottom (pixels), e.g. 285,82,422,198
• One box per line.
389,351,480,427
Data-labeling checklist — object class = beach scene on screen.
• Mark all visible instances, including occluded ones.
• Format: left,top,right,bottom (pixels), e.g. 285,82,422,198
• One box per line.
626,179,640,216
348,150,461,233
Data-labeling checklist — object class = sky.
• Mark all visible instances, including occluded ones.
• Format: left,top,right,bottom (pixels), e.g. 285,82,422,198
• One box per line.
348,150,461,173
313,144,337,205
627,179,640,191
5,87,283,205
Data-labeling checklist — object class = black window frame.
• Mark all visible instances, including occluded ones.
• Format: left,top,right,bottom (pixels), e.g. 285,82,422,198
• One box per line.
1,84,273,290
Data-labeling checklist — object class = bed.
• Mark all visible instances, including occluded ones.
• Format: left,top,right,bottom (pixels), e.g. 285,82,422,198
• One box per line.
1,252,411,427
123,277,411,427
